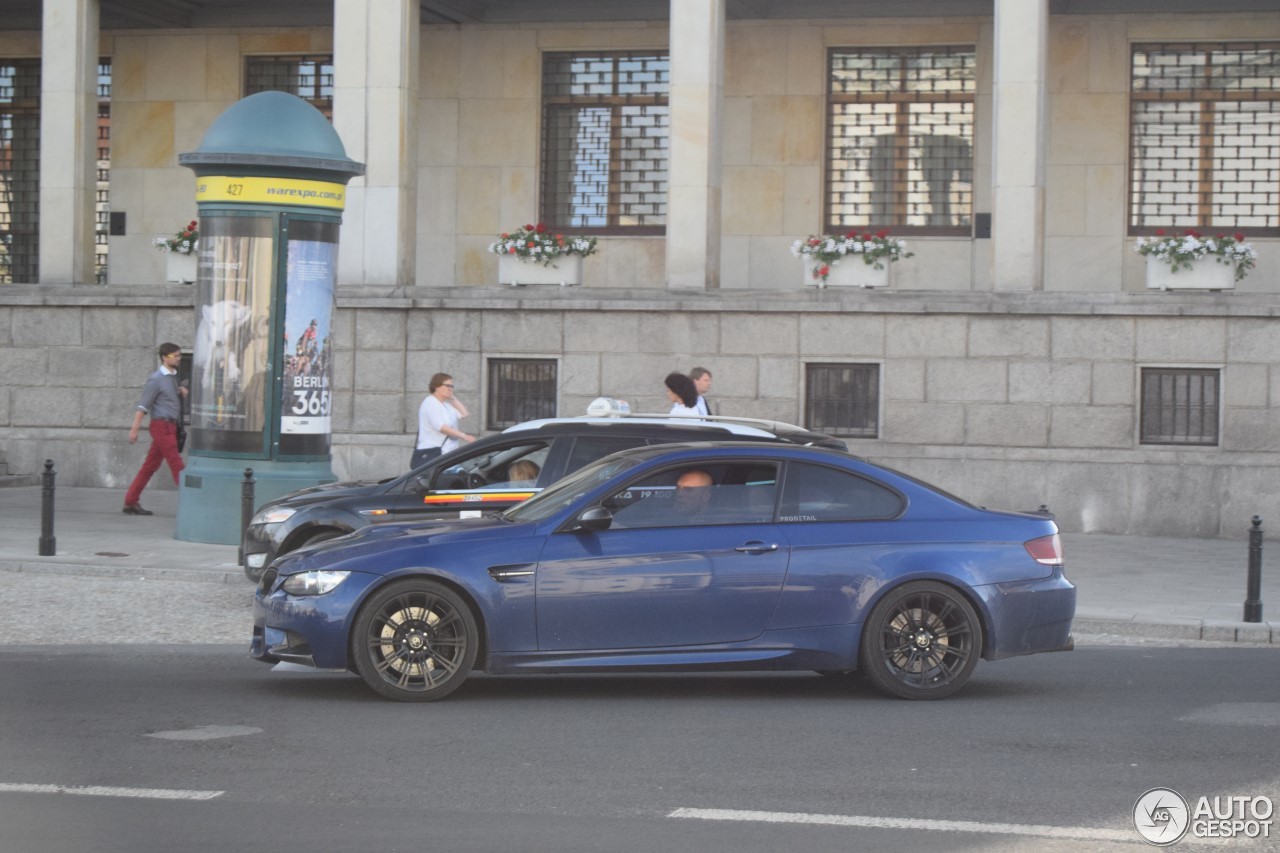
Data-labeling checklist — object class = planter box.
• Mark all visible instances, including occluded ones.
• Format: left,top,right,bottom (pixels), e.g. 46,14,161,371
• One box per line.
1145,257,1234,291
499,254,583,286
802,258,890,288
165,252,198,284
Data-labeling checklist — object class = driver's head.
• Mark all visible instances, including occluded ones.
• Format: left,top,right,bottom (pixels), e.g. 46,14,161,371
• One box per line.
674,469,713,513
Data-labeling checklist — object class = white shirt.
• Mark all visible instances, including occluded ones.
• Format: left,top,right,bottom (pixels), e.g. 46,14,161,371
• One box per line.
670,402,701,418
418,394,462,453
695,396,710,416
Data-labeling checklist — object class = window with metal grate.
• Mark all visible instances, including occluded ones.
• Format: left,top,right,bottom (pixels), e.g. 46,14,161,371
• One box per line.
805,363,880,439
487,358,558,431
1140,367,1220,446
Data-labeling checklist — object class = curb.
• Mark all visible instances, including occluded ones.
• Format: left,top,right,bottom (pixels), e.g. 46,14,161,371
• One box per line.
0,560,246,586
1073,616,1278,645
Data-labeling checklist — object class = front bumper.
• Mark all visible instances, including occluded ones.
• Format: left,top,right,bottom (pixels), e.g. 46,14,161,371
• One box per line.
250,570,381,669
242,523,289,582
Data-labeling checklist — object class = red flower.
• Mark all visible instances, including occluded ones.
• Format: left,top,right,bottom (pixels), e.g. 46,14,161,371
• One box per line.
1155,228,1166,236
523,223,534,231
501,232,508,239
1185,229,1202,238
875,229,888,239
861,232,872,241
845,230,858,240
818,265,830,276
1235,233,1246,242
508,246,517,254
526,241,536,248
189,220,198,229
809,238,820,246
535,222,547,233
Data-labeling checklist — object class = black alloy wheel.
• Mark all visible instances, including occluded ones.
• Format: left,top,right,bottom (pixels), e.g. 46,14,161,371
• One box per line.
859,581,982,700
351,579,478,702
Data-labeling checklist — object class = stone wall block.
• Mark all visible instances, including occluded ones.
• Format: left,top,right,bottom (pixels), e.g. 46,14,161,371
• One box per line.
1050,406,1134,448
1224,363,1268,409
83,390,138,428
926,359,1006,402
427,310,483,352
1127,464,1223,538
350,393,406,434
1050,317,1134,361
11,308,82,347
1222,408,1280,453
0,388,9,427
406,309,434,349
886,316,967,357
481,312,563,353
721,314,798,355
354,310,408,350
635,312,720,355
1009,360,1091,404
12,388,82,427
155,308,194,348
352,350,406,393
965,403,1049,447
0,348,50,387
1091,361,1135,406
565,313,640,353
49,348,118,388
798,314,886,357
0,307,10,346
759,356,799,400
84,309,153,348
884,359,925,402
1136,318,1227,363
1226,318,1280,363
884,401,966,444
1045,461,1132,534
560,353,602,398
602,354,690,399
969,317,1049,358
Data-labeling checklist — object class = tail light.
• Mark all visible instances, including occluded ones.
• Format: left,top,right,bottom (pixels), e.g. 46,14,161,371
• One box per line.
1024,533,1062,566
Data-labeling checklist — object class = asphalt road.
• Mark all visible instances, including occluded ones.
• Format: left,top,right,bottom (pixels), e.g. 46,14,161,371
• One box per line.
1,645,1278,852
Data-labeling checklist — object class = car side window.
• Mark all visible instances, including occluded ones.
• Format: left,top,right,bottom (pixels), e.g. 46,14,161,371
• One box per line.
606,462,778,529
563,436,651,474
428,442,551,492
779,462,903,522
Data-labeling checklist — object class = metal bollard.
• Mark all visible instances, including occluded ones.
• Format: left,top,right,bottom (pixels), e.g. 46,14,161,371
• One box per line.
239,467,255,566
38,459,56,556
1244,515,1263,623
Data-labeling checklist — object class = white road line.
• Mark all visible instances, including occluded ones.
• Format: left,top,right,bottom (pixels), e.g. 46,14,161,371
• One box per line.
668,808,1135,843
0,783,223,801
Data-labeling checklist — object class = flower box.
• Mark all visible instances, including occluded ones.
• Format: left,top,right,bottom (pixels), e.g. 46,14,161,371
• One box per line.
499,254,582,287
166,252,198,284
802,258,889,288
1145,257,1234,291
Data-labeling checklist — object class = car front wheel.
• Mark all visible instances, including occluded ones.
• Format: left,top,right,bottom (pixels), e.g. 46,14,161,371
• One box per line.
859,581,982,700
351,579,478,702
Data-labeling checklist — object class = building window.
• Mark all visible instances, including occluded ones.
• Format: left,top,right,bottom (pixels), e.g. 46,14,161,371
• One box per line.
825,46,975,236
96,59,111,285
1129,43,1280,235
245,55,334,117
805,363,880,438
540,51,668,235
0,59,40,284
487,359,558,430
1140,367,1220,446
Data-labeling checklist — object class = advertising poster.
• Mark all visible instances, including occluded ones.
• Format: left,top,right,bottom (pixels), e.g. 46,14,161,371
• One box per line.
280,237,336,439
190,217,274,454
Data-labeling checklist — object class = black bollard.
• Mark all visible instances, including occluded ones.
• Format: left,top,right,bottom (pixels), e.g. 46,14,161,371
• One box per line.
239,467,255,566
38,459,56,556
1244,516,1263,623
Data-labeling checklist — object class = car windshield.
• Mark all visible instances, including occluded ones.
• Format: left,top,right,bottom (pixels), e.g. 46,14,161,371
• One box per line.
502,454,646,523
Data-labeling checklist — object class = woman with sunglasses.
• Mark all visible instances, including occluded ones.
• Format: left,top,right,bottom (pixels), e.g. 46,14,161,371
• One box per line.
412,372,474,468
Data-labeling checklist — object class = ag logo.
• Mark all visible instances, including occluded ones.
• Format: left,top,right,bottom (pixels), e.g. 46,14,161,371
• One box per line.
1134,787,1190,846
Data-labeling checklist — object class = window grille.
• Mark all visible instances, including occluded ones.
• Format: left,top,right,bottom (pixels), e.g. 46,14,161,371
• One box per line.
245,55,333,117
1130,43,1280,235
826,47,975,236
1140,367,1220,446
541,51,668,234
0,59,40,284
487,359,558,431
805,363,880,438
96,59,111,285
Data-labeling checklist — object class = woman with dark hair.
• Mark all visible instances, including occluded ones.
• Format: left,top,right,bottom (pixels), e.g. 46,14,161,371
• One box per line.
664,371,701,418
412,372,473,468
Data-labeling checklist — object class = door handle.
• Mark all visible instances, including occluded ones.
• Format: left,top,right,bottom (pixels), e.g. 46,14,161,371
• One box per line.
734,542,779,554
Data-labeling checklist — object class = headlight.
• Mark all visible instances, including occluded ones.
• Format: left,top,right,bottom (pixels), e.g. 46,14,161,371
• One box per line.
281,570,351,596
252,507,296,525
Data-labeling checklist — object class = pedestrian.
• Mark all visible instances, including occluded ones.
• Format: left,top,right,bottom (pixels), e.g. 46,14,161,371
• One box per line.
123,342,187,515
690,366,714,416
412,372,475,469
664,372,701,418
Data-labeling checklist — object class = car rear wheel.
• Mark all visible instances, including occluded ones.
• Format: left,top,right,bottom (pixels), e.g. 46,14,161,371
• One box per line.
351,579,478,702
859,581,982,700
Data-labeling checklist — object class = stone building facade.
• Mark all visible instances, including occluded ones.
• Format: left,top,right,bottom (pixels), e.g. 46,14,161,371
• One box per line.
1,0,1278,537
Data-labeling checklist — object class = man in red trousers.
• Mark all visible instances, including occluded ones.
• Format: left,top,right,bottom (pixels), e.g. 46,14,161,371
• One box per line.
123,342,187,515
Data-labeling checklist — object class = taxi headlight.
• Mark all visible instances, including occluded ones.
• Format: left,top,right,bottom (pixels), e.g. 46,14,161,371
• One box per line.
252,507,296,525
281,570,351,596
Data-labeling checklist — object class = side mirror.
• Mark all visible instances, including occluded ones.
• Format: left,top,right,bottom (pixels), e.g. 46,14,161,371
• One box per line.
574,506,613,533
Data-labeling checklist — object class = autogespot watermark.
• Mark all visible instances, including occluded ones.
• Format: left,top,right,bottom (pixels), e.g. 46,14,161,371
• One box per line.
1134,787,1274,846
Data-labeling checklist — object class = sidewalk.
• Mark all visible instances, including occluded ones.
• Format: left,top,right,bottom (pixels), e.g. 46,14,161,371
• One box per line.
0,486,1277,644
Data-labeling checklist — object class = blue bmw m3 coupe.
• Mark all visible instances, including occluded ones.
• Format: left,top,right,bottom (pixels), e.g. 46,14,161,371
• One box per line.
252,442,1075,701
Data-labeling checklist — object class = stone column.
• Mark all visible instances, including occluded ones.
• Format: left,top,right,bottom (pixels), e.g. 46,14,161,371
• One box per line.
991,0,1048,291
333,0,419,286
38,0,99,284
665,0,725,290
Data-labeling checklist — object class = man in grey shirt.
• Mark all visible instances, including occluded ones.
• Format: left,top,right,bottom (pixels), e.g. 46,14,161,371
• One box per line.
123,343,187,515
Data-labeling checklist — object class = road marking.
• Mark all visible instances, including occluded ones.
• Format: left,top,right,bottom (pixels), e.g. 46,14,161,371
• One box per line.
0,783,223,801
146,725,263,741
668,808,1134,843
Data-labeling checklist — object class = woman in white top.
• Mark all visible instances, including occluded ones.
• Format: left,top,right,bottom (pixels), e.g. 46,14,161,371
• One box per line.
664,372,702,418
411,372,474,469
